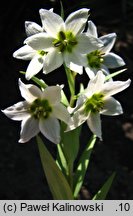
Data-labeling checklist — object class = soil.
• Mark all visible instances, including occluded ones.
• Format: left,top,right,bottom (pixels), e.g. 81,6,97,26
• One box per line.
0,0,133,199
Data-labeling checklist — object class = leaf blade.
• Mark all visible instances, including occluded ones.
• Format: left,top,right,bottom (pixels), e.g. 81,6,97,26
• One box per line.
37,135,73,200
74,135,97,198
93,172,116,200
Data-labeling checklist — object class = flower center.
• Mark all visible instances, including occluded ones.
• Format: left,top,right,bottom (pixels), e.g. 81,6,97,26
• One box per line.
53,31,78,52
87,50,104,68
84,93,104,114
37,50,47,56
29,99,52,119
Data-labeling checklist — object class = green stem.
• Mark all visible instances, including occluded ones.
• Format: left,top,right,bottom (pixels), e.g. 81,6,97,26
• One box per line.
64,64,76,107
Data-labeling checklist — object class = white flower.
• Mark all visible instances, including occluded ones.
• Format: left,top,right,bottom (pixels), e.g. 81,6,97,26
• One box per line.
24,8,103,75
2,80,71,144
13,9,54,80
25,8,54,36
84,21,126,79
67,71,131,139
13,45,47,80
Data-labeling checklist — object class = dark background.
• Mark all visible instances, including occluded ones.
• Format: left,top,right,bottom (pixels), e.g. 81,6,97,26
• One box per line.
0,0,133,199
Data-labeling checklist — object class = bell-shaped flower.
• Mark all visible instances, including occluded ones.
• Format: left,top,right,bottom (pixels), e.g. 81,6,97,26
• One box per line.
84,21,126,79
2,80,71,144
24,8,103,75
67,71,131,139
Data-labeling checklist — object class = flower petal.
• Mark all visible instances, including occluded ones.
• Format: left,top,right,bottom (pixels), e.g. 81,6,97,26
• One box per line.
100,33,116,53
66,107,89,131
43,49,63,74
39,9,64,37
39,117,60,144
69,62,83,74
52,103,71,124
64,51,86,74
41,86,61,105
87,113,102,139
76,33,103,54
87,21,98,38
24,32,54,51
19,79,42,103
1,101,30,121
26,55,43,80
25,21,42,36
103,52,125,68
13,45,36,60
85,66,97,79
101,97,123,115
65,8,90,35
85,71,105,97
101,79,131,98
19,116,39,143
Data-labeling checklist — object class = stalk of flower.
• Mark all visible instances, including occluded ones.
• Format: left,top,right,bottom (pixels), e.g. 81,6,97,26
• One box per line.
2,80,71,144
83,21,126,79
23,8,103,75
66,71,131,139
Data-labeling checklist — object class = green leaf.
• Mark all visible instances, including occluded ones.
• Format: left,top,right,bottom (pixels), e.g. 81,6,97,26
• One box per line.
37,135,73,200
73,135,96,198
93,172,116,200
105,68,127,81
61,122,82,165
19,71,48,89
56,143,69,177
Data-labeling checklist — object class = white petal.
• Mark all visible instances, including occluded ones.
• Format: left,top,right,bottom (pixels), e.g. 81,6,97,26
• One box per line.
87,21,98,37
39,9,64,37
19,79,42,103
87,113,102,139
52,103,71,124
101,97,123,115
41,86,61,105
100,33,116,53
43,49,63,73
69,62,83,74
76,33,103,54
66,107,89,131
85,71,105,96
103,52,125,68
101,79,131,98
13,45,36,60
2,101,30,121
24,33,54,51
25,21,43,36
39,117,60,144
19,116,39,143
65,8,90,35
85,66,97,79
64,51,86,74
26,55,43,80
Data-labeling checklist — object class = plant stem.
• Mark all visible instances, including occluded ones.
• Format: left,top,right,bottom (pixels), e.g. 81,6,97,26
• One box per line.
64,64,76,107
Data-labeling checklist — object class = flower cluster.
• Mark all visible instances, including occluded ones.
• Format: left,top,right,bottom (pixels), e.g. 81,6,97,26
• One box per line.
2,7,131,144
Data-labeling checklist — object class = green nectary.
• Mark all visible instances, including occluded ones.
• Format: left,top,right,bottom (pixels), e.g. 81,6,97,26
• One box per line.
87,50,104,68
29,98,52,119
84,93,104,114
38,50,47,56
53,31,78,53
